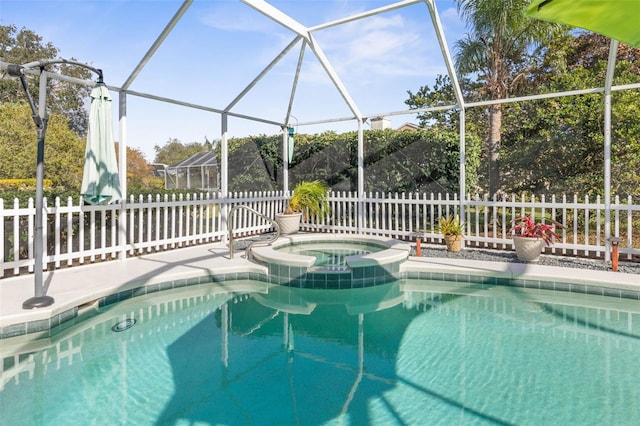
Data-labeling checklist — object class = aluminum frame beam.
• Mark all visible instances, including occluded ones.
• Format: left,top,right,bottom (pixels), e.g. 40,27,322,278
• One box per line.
121,0,193,90
241,0,310,40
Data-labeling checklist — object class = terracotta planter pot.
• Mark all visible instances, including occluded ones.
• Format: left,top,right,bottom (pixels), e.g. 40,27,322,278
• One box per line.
276,213,302,235
512,235,544,262
444,234,463,252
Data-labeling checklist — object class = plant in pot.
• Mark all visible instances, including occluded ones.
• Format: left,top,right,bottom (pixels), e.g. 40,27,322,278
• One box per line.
438,215,464,252
510,216,561,262
276,180,329,234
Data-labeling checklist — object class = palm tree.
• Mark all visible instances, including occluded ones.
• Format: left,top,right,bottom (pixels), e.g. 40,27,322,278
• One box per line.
454,0,557,195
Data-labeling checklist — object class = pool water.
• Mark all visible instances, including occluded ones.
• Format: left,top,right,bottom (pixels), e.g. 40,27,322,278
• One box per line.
1,280,640,425
302,248,368,267
276,241,385,268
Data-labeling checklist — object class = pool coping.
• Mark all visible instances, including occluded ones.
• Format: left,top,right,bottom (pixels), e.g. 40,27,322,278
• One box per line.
0,237,638,339
401,256,640,298
251,234,412,287
251,233,412,268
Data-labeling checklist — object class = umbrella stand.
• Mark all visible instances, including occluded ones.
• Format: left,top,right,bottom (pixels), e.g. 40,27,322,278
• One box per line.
8,59,103,309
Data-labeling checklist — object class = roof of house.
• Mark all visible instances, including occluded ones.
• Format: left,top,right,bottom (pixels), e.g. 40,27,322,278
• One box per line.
170,151,218,168
396,123,422,131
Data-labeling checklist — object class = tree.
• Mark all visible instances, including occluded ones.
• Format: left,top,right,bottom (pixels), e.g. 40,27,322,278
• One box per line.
0,24,92,134
360,129,481,194
153,138,209,165
0,101,85,189
115,144,163,192
453,0,558,195
0,102,164,194
405,75,483,133
404,74,485,170
500,33,640,197
225,129,481,194
227,135,281,191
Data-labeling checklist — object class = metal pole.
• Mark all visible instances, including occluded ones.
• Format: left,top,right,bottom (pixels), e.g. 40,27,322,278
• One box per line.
221,113,229,245
459,107,466,249
221,113,228,197
23,70,54,308
118,91,128,261
603,40,618,263
357,120,364,233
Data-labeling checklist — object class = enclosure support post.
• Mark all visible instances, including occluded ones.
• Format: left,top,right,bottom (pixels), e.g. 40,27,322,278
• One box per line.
459,107,466,246
603,39,618,263
357,120,364,233
118,91,128,261
221,113,229,244
427,0,466,245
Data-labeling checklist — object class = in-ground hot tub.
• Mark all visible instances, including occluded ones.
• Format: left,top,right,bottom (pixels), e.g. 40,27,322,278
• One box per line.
250,234,411,288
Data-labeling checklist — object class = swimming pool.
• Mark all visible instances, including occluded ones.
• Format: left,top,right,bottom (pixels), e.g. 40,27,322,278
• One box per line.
2,278,639,425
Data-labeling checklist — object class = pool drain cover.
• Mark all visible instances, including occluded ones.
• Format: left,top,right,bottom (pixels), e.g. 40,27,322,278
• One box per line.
111,318,136,332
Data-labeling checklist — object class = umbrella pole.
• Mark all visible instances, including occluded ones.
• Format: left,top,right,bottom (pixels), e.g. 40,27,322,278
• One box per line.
23,71,54,309
9,59,103,309
23,121,54,308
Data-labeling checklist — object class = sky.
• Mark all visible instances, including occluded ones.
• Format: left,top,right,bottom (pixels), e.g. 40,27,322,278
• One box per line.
0,0,466,161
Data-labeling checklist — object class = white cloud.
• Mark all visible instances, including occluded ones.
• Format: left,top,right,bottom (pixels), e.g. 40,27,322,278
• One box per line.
309,12,439,79
200,3,283,34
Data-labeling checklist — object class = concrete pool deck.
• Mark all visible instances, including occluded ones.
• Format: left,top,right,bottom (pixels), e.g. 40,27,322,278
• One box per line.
1,239,638,337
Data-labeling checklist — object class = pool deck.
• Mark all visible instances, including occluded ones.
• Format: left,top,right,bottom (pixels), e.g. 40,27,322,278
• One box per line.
1,240,638,333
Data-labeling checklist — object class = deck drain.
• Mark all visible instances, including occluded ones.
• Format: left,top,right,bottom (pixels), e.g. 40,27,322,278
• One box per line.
111,318,136,332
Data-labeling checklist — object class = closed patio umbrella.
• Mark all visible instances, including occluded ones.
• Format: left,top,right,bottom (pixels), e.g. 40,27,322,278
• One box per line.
526,0,640,47
81,83,122,204
287,126,295,163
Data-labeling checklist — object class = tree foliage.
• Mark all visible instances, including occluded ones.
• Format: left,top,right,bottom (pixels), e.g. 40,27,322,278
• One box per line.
500,33,640,197
453,0,560,195
153,138,212,165
227,134,282,191
225,129,481,195
116,144,163,192
408,25,640,199
405,75,484,133
0,101,85,189
0,102,162,196
0,24,93,134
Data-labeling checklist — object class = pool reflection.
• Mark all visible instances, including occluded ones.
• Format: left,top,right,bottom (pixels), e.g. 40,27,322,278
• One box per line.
157,282,415,425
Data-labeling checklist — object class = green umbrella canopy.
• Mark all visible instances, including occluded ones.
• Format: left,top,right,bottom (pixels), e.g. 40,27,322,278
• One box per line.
526,0,640,47
80,83,122,205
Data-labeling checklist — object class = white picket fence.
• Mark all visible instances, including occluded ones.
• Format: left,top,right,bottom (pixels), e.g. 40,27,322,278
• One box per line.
1,191,638,277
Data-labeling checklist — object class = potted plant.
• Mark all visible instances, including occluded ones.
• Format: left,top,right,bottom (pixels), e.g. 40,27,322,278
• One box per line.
276,180,329,234
438,215,464,252
510,216,561,261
